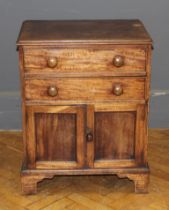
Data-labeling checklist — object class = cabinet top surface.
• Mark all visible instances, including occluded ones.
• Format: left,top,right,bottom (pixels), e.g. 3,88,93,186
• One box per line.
17,19,152,46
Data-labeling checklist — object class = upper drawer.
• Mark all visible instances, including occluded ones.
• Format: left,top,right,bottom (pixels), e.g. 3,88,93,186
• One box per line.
25,77,145,102
23,46,146,76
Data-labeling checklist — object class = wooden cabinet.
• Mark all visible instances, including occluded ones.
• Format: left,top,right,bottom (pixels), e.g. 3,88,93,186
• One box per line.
17,20,153,194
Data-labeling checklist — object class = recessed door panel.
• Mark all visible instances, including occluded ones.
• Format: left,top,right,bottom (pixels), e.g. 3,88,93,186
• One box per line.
95,111,136,160
35,113,76,161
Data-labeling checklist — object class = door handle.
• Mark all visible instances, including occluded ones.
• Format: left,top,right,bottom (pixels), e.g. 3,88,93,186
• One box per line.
86,128,93,142
86,133,93,142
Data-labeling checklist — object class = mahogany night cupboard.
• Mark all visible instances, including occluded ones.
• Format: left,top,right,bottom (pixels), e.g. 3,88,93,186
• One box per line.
16,20,153,194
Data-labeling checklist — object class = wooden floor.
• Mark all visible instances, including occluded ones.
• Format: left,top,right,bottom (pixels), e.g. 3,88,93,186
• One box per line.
0,129,168,210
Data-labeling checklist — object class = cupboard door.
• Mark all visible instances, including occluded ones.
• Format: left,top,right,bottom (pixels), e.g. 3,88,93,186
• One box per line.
26,105,85,169
86,103,147,168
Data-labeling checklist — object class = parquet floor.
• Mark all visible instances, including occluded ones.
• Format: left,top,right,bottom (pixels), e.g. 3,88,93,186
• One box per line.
0,129,168,210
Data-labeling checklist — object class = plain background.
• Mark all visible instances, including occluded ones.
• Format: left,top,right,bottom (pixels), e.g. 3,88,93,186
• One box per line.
0,0,169,129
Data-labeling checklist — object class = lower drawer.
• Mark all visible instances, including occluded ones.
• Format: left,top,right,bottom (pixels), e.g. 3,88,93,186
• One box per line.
25,77,145,101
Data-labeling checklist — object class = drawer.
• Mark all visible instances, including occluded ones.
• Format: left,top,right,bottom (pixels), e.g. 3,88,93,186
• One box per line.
25,77,145,101
23,46,146,75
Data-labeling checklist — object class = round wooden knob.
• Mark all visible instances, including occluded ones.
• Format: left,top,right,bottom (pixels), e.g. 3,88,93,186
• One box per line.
113,55,124,67
48,86,58,97
113,84,123,96
47,57,58,68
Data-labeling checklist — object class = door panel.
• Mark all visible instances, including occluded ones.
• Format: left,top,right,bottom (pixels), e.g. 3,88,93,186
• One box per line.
26,105,85,169
86,103,146,168
95,111,136,160
35,113,76,161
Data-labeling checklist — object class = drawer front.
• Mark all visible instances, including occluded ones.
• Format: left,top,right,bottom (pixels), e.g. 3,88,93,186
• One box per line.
25,78,145,101
23,46,146,75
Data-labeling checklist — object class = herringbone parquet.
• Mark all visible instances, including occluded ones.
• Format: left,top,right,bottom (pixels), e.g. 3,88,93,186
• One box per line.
0,129,168,210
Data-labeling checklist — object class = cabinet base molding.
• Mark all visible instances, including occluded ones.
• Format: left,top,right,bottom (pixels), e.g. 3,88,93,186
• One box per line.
21,165,150,194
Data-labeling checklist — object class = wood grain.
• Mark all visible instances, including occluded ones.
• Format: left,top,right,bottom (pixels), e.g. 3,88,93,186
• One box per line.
27,105,85,170
92,103,146,168
35,112,76,161
23,46,146,74
26,107,36,169
86,105,95,168
16,20,152,45
135,104,147,165
95,111,135,160
117,173,149,193
25,77,145,101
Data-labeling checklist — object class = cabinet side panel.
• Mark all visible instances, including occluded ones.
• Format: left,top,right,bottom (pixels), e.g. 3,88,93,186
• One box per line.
95,111,136,160
35,113,76,161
